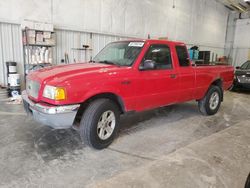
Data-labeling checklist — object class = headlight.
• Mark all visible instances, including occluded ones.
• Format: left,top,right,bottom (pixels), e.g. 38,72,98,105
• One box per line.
43,85,66,100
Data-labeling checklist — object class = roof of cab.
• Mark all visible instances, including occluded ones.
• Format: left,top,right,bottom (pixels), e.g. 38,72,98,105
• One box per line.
113,39,185,46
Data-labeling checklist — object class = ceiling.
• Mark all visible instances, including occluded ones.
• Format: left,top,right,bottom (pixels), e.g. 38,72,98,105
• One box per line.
217,0,250,12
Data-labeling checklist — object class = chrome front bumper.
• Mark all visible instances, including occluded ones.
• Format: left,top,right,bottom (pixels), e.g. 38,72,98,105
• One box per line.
22,90,80,129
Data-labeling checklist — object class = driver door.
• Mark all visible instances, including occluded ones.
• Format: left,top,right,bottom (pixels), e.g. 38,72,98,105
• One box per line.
135,44,179,111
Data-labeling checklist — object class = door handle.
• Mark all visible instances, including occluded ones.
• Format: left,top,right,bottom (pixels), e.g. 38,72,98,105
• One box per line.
121,80,131,85
170,74,177,79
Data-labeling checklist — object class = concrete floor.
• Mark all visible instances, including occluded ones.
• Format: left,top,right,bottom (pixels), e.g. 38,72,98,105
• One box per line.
0,91,249,187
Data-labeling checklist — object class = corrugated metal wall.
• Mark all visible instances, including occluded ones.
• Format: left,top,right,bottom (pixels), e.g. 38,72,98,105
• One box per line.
0,21,231,89
54,29,128,64
54,29,91,64
231,19,250,67
0,23,23,87
0,23,129,87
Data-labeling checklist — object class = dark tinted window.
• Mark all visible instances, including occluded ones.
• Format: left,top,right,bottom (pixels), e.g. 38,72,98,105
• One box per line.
241,61,250,69
176,46,190,67
142,45,172,70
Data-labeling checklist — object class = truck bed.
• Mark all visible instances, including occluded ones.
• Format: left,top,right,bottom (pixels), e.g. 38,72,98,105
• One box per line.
193,65,234,100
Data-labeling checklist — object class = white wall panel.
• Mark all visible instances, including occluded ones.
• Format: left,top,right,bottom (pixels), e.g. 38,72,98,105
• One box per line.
234,19,250,49
231,19,250,67
231,49,249,67
0,23,23,87
0,23,128,87
0,0,52,23
0,25,3,86
0,0,231,86
0,0,229,48
54,29,91,64
53,29,126,64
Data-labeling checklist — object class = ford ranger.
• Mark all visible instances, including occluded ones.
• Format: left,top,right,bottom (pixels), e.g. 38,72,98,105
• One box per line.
22,39,234,149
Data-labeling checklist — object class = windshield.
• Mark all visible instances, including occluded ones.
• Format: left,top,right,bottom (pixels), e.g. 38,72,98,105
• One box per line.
93,41,144,66
241,61,250,70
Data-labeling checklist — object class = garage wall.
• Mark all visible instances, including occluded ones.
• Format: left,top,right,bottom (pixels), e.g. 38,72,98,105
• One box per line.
0,0,230,87
0,24,129,87
0,23,23,87
231,18,250,67
54,29,128,64
0,0,229,46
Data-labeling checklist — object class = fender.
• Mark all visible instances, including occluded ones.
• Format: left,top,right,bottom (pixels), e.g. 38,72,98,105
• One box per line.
203,77,223,101
79,86,127,112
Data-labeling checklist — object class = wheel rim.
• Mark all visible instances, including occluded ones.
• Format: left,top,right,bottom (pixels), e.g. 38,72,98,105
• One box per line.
97,110,116,140
209,92,219,110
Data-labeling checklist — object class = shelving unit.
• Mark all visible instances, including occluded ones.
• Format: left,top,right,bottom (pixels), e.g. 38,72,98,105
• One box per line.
22,21,56,79
71,45,93,62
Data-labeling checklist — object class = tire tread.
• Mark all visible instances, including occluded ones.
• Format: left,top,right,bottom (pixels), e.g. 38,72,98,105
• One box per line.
80,98,119,149
198,85,222,116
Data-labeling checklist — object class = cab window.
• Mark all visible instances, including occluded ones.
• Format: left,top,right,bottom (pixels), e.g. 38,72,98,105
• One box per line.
141,44,172,70
176,46,190,67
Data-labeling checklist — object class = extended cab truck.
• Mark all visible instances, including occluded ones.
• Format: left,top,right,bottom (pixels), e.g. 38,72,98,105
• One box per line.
22,39,234,149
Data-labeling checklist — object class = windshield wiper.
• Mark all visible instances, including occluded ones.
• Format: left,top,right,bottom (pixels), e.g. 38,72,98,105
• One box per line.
98,60,116,65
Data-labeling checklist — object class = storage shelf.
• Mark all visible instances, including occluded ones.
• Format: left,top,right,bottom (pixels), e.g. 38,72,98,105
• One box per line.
25,29,55,33
24,63,52,75
71,48,93,51
24,44,55,47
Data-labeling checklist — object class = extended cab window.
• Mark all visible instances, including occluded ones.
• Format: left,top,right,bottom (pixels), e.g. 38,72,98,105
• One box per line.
176,46,190,67
141,44,172,70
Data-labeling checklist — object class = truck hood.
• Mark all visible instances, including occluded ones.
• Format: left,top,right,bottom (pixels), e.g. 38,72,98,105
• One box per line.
28,63,130,85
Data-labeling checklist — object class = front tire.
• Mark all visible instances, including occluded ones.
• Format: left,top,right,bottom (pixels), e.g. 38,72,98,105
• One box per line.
198,85,222,116
79,99,120,149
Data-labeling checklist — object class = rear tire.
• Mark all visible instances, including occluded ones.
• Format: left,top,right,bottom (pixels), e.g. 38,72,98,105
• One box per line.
198,85,222,116
79,99,120,149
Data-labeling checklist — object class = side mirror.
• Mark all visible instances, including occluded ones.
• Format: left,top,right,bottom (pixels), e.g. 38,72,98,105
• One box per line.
139,60,156,70
236,66,240,69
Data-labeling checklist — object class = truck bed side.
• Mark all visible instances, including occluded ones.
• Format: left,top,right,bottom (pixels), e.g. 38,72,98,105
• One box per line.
193,65,234,100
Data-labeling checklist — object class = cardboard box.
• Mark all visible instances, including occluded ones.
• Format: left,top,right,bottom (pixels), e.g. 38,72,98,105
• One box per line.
45,33,56,45
43,32,51,39
27,37,35,45
36,32,44,42
27,30,36,37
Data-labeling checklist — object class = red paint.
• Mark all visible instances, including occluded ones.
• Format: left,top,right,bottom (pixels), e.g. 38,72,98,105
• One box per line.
27,40,234,112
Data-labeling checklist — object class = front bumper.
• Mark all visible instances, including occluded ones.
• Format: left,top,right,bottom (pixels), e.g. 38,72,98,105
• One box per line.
234,78,250,89
22,90,80,129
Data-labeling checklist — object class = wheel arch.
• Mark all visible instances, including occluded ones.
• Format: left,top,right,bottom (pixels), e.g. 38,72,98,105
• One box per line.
73,92,125,125
209,78,224,101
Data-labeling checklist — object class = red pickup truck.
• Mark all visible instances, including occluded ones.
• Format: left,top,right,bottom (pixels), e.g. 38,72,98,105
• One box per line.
22,39,234,149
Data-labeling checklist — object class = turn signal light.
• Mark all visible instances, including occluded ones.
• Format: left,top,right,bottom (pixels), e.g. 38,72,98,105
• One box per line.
55,88,66,100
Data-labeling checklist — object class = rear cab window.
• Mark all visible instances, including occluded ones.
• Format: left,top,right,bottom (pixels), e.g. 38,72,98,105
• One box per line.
175,46,190,67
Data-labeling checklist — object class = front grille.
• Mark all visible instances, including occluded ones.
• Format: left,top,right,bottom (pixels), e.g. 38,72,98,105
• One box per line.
26,79,40,99
238,76,250,84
